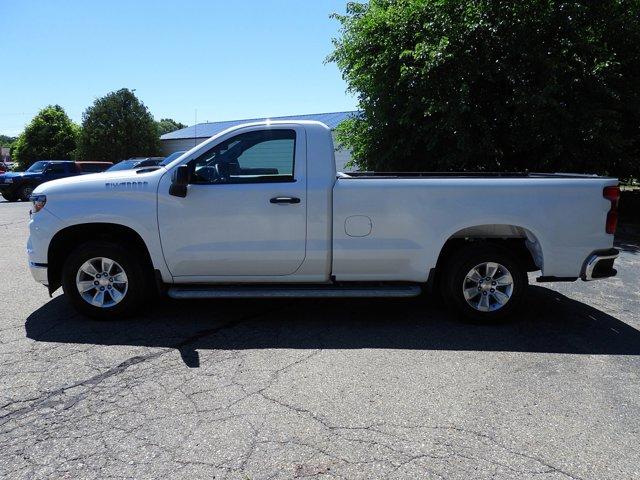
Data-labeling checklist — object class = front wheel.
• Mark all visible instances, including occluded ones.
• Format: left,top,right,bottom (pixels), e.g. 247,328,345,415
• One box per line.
443,244,527,322
1,192,18,202
19,184,35,201
62,242,150,320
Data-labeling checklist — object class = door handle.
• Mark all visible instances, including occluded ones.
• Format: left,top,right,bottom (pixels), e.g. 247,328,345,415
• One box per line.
270,196,301,204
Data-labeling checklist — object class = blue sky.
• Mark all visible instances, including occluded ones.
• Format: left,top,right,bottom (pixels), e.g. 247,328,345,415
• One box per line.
0,0,358,136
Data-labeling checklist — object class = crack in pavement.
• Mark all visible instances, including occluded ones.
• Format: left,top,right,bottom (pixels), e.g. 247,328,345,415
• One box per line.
0,304,290,426
433,425,586,480
241,389,587,480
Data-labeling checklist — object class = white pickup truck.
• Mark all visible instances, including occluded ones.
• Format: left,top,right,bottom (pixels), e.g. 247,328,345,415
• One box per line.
27,120,620,321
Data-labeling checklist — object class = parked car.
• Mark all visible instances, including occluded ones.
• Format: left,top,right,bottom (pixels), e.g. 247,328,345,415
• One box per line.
106,157,165,172
159,151,186,166
0,161,16,172
0,160,111,201
105,152,186,172
26,121,619,321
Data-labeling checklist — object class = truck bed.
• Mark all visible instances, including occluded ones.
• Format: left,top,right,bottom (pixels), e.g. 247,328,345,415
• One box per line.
332,171,618,282
338,171,616,180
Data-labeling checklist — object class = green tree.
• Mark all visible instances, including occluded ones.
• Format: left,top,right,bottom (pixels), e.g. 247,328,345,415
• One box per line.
12,105,79,169
0,135,16,147
78,88,160,162
330,1,640,179
156,118,187,136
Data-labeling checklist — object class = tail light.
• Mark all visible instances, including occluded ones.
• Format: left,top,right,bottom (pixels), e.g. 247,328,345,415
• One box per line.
603,186,620,234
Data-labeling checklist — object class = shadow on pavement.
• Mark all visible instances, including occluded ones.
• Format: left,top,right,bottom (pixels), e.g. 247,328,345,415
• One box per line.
615,224,640,253
615,237,640,254
25,285,640,366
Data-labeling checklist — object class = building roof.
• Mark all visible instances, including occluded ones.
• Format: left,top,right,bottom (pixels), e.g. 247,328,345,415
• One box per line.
160,110,359,141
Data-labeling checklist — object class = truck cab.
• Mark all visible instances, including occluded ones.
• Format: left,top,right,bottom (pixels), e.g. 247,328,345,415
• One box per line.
157,123,334,281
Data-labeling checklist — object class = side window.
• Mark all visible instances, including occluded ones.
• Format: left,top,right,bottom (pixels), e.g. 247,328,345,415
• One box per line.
81,163,108,173
189,129,296,184
46,163,66,174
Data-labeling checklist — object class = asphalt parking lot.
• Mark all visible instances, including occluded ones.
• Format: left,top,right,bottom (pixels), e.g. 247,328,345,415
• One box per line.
1,200,639,479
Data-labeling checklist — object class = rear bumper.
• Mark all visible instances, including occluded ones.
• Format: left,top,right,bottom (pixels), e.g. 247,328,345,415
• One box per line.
581,248,619,281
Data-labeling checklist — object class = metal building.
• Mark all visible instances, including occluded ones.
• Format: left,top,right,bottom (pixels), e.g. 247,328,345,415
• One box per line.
159,111,358,172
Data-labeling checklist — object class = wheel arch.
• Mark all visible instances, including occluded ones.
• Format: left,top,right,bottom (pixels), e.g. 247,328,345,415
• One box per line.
17,180,38,199
430,223,544,289
47,222,156,294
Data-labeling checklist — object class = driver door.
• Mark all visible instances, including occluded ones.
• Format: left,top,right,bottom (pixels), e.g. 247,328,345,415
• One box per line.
157,125,307,279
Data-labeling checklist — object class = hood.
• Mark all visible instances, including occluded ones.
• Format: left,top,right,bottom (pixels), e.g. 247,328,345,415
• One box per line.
1,171,26,179
33,167,167,196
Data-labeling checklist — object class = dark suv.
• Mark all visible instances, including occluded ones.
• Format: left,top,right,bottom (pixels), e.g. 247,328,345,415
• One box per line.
0,160,112,201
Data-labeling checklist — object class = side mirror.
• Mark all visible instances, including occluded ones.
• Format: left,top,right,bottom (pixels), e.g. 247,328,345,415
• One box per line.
169,165,190,197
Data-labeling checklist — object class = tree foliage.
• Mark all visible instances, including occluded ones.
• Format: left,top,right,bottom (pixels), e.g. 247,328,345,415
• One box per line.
78,88,160,162
156,118,187,136
0,135,16,147
330,0,640,178
12,105,79,169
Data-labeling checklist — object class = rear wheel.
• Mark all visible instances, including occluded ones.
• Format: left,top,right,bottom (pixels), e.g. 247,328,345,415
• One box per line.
443,244,527,322
61,242,150,320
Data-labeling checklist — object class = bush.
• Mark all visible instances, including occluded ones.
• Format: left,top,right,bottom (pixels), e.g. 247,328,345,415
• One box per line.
12,106,79,169
330,0,640,179
0,135,16,147
156,118,187,136
78,88,160,162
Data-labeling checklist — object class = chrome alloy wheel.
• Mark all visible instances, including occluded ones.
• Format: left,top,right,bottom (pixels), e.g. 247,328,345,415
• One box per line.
462,262,514,312
75,257,128,308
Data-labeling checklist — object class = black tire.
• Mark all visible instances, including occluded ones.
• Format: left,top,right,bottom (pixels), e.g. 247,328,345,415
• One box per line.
443,243,527,322
19,184,35,201
61,241,151,320
1,192,18,202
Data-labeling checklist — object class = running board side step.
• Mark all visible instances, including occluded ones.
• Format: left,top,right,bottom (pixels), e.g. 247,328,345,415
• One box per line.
167,284,422,299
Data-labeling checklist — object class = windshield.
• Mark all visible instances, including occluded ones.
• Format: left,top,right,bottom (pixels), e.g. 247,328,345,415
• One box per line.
106,160,137,172
160,151,186,166
26,161,48,173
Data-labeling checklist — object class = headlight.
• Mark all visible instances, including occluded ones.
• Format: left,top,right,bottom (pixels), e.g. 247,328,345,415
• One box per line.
29,194,47,213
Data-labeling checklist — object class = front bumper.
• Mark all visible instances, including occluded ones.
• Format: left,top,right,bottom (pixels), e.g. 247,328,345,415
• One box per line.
29,262,48,285
27,208,59,287
581,248,619,281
